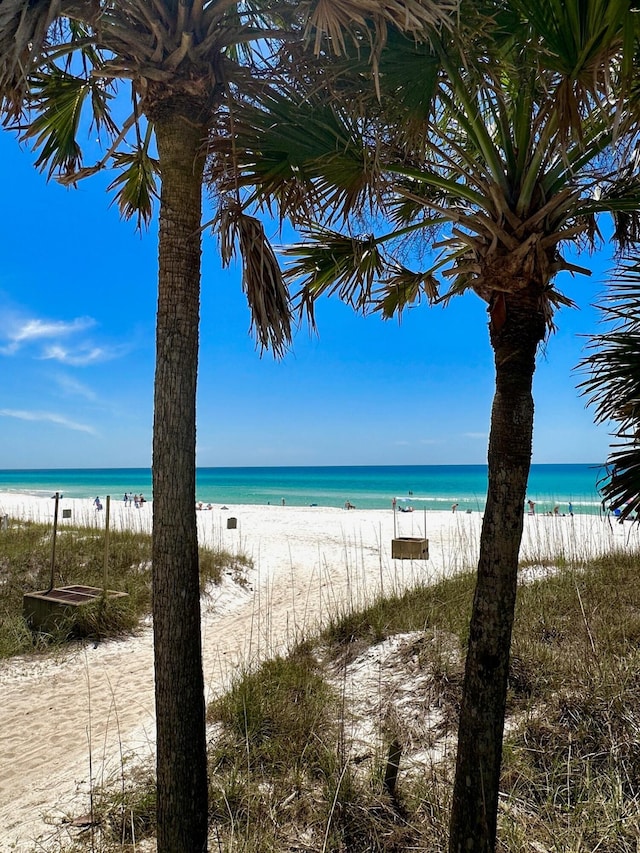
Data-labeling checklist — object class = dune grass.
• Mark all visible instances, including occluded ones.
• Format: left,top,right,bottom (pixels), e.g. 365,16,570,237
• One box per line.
204,550,640,852
0,517,250,658
29,540,640,852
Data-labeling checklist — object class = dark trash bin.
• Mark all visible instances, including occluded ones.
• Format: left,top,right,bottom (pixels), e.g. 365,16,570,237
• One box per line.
227,517,237,530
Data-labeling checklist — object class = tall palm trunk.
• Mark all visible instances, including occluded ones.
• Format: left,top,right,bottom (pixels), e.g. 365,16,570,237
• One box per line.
449,289,546,853
151,109,208,853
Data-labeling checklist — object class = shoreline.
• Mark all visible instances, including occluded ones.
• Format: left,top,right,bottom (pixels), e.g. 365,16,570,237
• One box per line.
0,493,637,851
0,463,607,513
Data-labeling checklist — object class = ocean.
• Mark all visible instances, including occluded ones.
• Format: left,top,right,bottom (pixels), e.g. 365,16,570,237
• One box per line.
0,464,608,514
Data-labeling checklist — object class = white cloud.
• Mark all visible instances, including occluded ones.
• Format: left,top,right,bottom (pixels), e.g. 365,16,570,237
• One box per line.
0,311,131,367
13,317,94,342
464,432,488,440
53,373,99,401
40,344,110,366
0,408,97,435
0,316,95,355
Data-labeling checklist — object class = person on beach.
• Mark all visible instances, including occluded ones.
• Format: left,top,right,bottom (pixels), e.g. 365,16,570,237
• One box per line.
568,501,573,516
94,496,103,511
452,503,458,513
527,499,535,515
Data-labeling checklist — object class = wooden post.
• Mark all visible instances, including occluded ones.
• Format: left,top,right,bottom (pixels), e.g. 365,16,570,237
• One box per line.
47,492,60,593
384,739,402,798
103,495,111,594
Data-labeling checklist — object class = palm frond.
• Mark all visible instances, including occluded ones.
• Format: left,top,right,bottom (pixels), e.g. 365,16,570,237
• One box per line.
579,253,640,515
585,170,640,251
216,199,292,357
376,264,439,318
21,67,92,177
362,23,440,136
596,446,640,518
305,0,457,57
107,143,160,228
0,0,66,117
210,87,384,224
284,226,387,325
509,0,635,138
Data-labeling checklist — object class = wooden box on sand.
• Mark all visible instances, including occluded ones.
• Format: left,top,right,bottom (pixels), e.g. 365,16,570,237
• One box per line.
391,537,429,560
23,586,128,633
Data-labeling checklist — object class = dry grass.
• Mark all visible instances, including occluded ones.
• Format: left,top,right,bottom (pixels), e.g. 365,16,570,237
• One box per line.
35,538,640,852
0,517,250,657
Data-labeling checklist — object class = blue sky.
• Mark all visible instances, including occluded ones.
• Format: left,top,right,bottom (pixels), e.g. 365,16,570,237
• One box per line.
0,130,614,469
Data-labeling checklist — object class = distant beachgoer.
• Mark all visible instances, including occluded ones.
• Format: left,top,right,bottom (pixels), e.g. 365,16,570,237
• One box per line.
123,492,128,505
94,496,103,511
139,494,146,506
197,502,203,510
134,494,140,508
345,500,355,510
527,499,535,515
392,497,397,510
553,506,559,516
452,503,458,513
568,501,573,516
281,498,285,506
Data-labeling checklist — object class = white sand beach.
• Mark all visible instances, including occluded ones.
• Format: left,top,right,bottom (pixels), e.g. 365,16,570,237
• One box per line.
0,492,638,851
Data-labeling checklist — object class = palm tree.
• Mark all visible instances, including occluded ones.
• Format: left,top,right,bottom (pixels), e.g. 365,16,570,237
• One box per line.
0,3,457,849
211,1,640,848
1,4,294,850
580,253,640,519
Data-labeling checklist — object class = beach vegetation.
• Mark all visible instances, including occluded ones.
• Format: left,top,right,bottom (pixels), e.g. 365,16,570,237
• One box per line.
211,1,640,847
62,545,640,852
0,517,248,659
94,766,158,848
322,570,476,660
208,646,333,774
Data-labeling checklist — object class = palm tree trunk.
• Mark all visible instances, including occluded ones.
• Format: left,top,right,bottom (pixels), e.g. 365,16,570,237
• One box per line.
448,290,546,853
152,111,208,853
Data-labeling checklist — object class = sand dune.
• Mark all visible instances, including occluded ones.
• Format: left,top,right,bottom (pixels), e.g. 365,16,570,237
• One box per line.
0,493,636,851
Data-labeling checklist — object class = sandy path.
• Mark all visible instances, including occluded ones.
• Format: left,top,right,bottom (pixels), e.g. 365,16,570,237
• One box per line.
0,495,635,851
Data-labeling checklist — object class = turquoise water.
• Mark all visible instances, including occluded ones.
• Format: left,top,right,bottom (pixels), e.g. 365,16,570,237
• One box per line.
0,464,607,514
